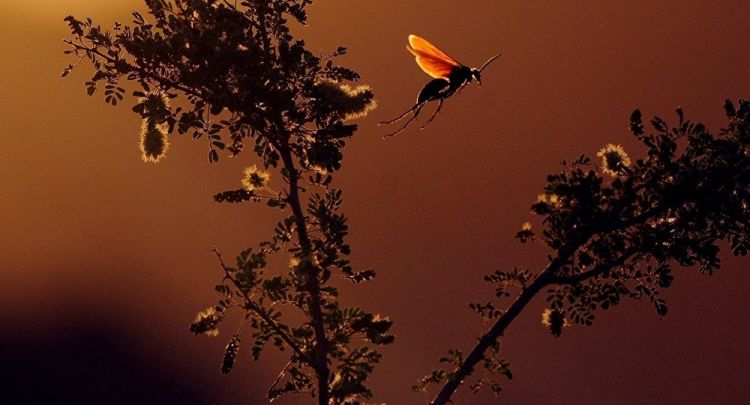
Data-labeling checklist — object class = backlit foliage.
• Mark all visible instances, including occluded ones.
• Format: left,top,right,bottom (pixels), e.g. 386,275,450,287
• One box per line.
63,1,389,404
63,1,750,404
423,101,750,404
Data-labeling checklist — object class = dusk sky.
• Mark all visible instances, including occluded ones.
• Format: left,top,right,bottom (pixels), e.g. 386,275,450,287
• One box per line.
2,1,750,403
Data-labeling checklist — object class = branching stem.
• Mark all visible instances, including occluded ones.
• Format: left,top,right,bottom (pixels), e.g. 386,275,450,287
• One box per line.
211,248,308,363
430,201,674,404
278,143,331,405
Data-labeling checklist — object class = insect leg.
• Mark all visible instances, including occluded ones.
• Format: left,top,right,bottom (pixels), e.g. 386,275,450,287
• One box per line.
418,98,445,131
454,81,470,95
382,114,419,138
378,102,422,125
382,102,427,139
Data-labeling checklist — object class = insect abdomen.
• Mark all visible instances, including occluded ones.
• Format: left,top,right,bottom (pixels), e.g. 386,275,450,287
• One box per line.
417,78,450,104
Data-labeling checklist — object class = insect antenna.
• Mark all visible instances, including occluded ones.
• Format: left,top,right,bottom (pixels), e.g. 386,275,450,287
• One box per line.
479,53,503,73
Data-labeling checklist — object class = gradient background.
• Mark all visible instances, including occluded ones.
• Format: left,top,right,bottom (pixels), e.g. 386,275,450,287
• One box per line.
2,1,750,403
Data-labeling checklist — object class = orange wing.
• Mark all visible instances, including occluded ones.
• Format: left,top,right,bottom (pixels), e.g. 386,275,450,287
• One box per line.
407,34,462,79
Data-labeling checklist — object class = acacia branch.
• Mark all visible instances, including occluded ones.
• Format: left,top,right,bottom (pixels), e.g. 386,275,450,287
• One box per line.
211,248,309,364
431,200,674,404
278,143,331,405
257,0,330,384
241,3,329,399
268,360,294,397
549,248,639,286
429,254,566,405
64,38,205,99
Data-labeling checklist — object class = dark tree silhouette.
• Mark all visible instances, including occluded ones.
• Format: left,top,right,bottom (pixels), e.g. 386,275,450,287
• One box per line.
63,1,388,404
418,101,750,404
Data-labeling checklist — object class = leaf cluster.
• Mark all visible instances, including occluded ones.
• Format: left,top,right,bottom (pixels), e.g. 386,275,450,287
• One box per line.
64,0,366,165
537,102,750,326
423,101,750,402
64,1,388,403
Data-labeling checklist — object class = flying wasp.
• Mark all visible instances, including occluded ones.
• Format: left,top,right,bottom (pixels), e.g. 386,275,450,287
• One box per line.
380,34,502,138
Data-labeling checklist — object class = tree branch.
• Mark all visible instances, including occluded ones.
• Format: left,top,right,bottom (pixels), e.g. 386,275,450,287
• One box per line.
211,248,309,364
430,200,673,404
549,248,639,286
278,143,331,405
64,38,205,100
429,254,566,405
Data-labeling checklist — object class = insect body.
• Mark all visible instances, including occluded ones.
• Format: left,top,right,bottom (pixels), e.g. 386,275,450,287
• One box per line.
381,35,501,138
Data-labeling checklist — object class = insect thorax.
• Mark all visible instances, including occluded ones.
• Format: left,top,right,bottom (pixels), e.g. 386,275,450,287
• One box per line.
449,66,474,87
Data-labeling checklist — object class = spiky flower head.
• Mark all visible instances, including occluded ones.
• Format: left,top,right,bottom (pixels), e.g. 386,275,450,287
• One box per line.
139,119,170,163
189,306,223,337
241,165,270,192
314,80,377,121
541,308,569,337
597,144,632,176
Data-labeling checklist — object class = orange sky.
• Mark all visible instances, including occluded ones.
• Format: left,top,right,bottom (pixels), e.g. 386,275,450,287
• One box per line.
2,1,750,403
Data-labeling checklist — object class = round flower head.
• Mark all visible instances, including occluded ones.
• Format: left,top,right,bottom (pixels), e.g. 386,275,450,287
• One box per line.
536,193,561,207
139,119,170,163
241,165,271,192
516,221,535,243
541,308,569,337
597,144,631,176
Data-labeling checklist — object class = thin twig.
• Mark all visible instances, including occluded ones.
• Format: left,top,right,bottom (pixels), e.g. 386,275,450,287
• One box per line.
267,360,294,400
63,39,204,99
211,248,309,363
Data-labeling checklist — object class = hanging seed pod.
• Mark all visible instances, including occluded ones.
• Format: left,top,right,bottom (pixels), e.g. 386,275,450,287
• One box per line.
221,334,241,374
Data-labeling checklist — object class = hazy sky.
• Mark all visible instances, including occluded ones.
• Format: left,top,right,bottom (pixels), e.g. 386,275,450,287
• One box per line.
2,1,750,404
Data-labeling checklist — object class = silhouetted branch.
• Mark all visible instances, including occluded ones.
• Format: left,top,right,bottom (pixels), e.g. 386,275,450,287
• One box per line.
278,142,331,404
211,248,308,363
549,249,638,286
62,39,204,98
430,265,550,404
429,102,750,404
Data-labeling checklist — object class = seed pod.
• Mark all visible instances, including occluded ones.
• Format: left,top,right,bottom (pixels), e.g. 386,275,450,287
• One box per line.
221,334,241,374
